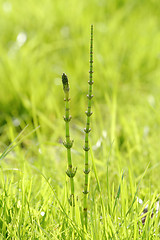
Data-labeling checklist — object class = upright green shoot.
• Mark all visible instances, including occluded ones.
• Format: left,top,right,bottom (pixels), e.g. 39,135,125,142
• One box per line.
62,73,77,221
83,24,94,230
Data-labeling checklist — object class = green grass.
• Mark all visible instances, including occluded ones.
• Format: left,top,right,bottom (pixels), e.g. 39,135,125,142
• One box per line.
0,0,160,239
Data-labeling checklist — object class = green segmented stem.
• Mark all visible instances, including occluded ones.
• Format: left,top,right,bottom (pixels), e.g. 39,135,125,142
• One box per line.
83,24,94,230
62,73,77,221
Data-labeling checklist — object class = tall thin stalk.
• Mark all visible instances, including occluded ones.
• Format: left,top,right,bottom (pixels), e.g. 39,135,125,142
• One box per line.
62,73,77,221
83,24,94,230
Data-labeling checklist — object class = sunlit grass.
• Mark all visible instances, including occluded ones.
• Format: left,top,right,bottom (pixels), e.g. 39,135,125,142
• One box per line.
0,0,160,238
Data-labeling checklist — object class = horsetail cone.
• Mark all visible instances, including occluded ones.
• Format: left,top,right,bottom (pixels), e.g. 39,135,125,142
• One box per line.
62,73,69,93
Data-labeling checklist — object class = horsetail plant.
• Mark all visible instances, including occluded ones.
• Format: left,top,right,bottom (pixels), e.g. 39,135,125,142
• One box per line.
62,73,77,221
62,25,94,228
83,24,94,230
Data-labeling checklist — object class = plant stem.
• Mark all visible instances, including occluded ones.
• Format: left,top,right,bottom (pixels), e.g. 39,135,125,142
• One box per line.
62,73,77,221
83,24,94,230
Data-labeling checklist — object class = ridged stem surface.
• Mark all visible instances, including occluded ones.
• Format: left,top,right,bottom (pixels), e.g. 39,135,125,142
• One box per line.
62,73,77,221
83,24,94,230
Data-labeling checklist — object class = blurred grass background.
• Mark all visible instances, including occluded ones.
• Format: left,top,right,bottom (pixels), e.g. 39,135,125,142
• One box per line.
0,0,160,198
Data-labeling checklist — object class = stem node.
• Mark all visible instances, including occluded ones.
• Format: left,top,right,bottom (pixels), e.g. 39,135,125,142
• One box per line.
83,169,90,174
63,116,72,122
85,111,93,117
88,80,94,85
66,167,77,178
84,128,91,133
63,140,73,149
83,146,90,151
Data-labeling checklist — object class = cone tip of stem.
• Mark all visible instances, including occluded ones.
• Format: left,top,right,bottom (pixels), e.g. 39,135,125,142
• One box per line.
62,73,68,86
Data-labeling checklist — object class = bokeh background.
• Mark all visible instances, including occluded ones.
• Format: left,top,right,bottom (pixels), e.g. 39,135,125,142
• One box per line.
1,0,160,197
